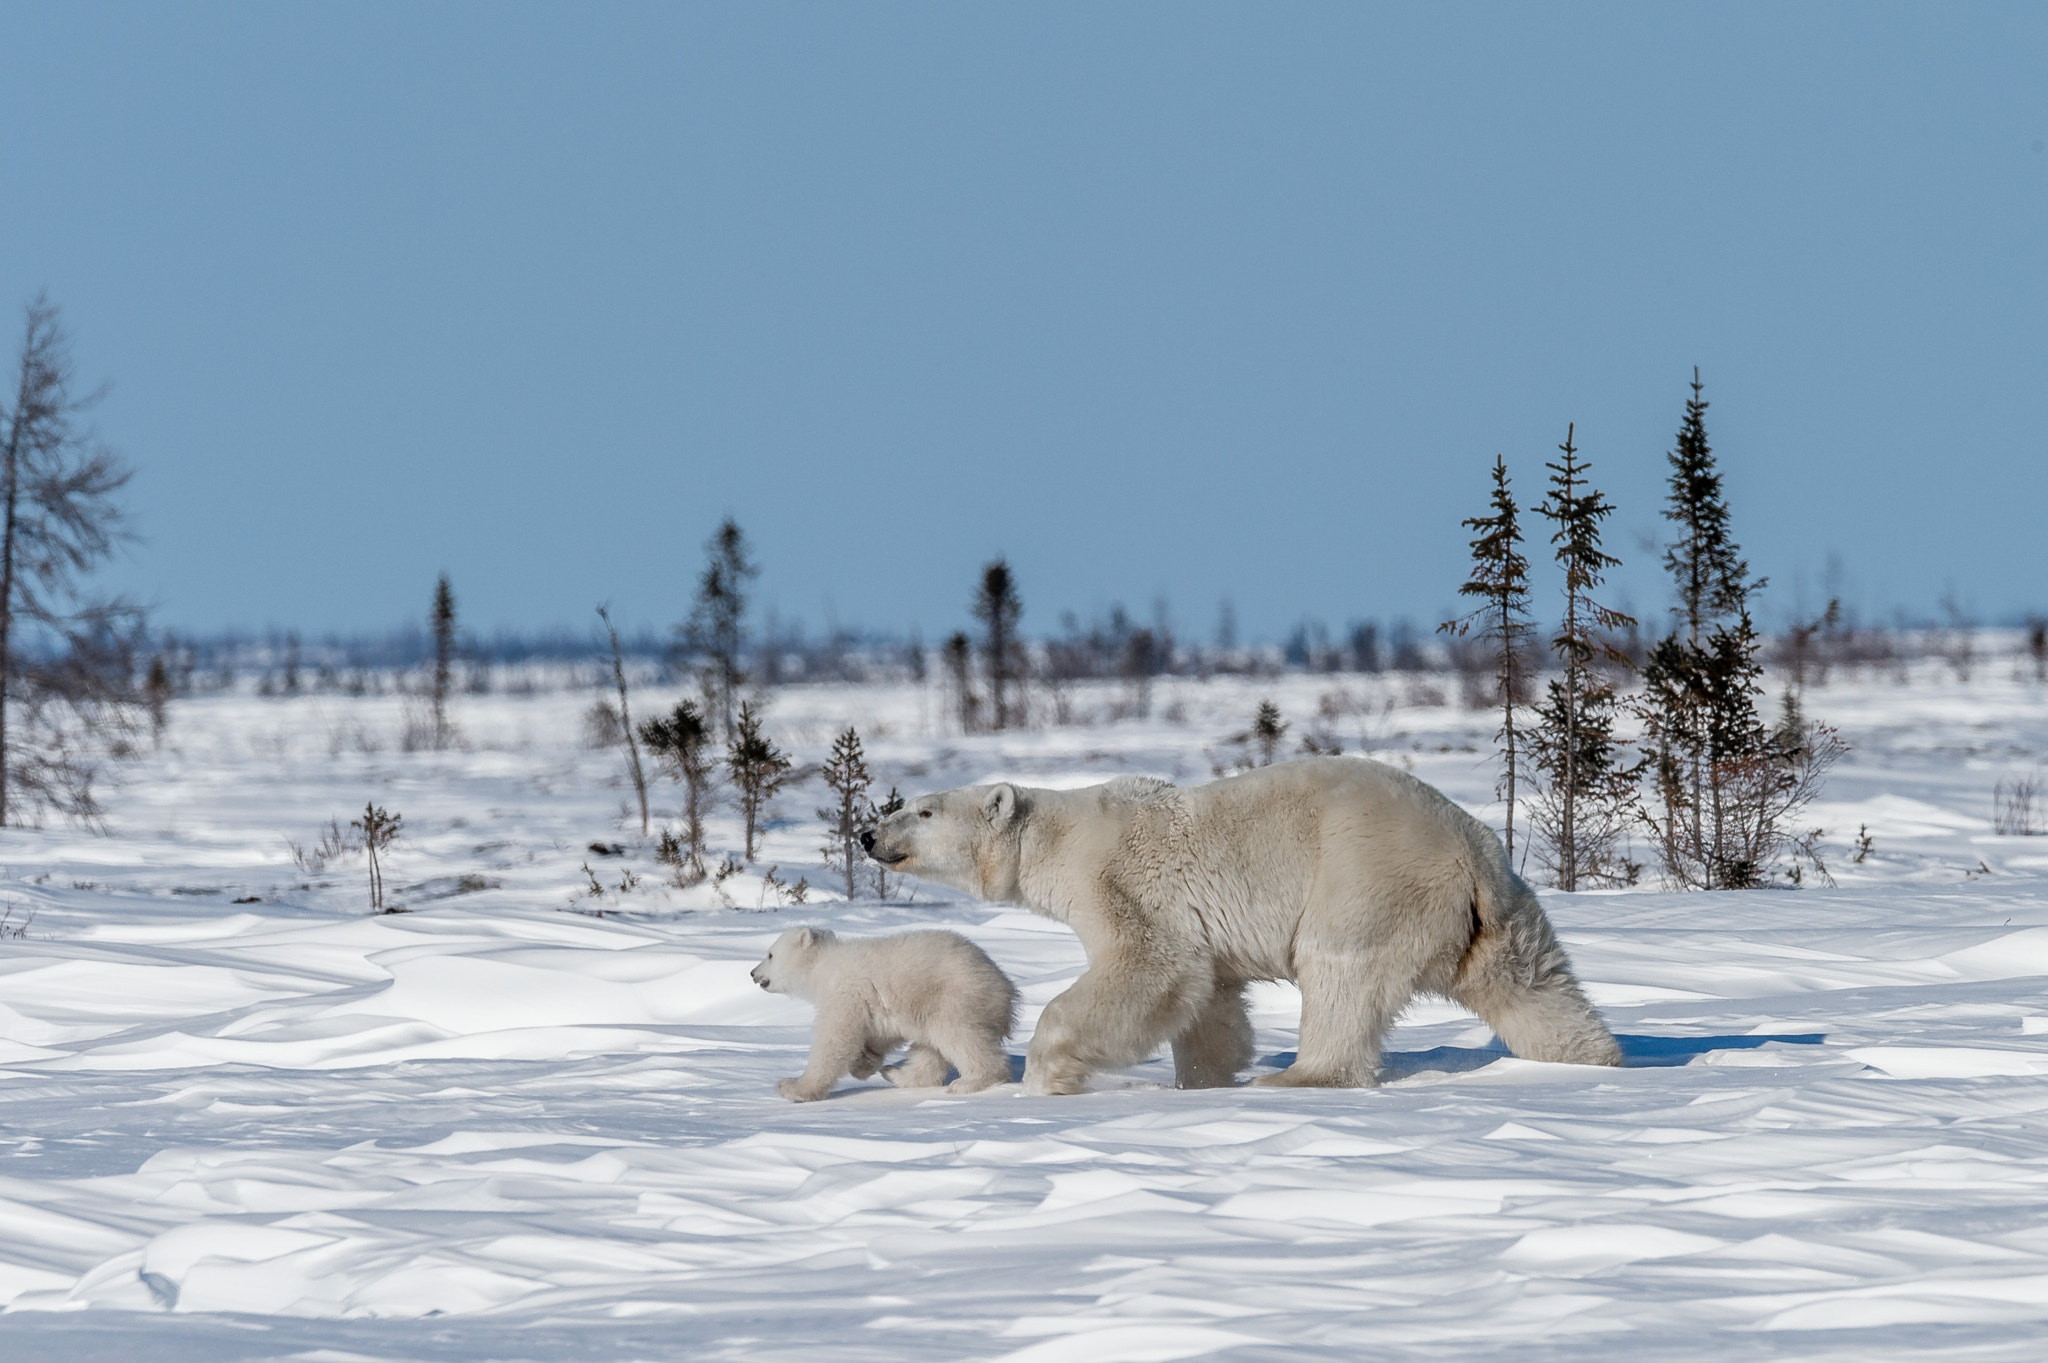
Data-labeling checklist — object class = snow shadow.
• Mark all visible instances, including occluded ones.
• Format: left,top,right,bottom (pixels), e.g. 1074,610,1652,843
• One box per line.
1259,1032,1825,1079
1615,1032,1825,1066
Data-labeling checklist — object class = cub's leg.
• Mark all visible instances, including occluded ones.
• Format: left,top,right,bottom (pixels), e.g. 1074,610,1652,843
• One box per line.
927,1021,1011,1093
881,1042,952,1088
849,1040,894,1080
778,1007,874,1102
1171,980,1253,1089
1024,959,1207,1097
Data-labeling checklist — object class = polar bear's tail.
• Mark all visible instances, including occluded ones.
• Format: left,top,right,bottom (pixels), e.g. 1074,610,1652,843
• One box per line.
1452,856,1623,1068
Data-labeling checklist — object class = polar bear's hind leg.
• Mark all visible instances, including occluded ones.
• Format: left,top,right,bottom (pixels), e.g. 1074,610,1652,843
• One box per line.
1450,881,1622,1067
882,1042,952,1088
1172,980,1254,1088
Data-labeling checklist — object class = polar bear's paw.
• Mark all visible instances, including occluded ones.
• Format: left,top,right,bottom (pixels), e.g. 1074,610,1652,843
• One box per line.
1250,1065,1375,1089
777,1077,829,1102
1021,1067,1089,1097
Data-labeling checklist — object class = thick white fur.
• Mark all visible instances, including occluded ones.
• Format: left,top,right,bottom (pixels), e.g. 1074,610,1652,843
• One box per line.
866,757,1621,1095
751,926,1017,1102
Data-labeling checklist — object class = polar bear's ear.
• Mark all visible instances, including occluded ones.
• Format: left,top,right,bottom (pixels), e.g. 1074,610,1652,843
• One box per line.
983,783,1018,831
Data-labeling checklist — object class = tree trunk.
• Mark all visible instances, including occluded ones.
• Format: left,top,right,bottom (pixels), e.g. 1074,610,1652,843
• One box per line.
0,397,22,828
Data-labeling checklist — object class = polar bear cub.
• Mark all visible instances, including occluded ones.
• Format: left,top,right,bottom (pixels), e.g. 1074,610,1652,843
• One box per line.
750,926,1017,1102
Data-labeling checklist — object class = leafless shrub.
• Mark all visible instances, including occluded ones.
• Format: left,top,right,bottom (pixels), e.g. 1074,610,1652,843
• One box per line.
582,696,625,748
1994,775,2042,836
398,696,436,752
1937,590,1975,682
0,902,32,939
288,817,361,876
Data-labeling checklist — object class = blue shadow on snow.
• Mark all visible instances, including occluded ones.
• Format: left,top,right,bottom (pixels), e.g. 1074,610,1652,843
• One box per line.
1257,1032,1825,1078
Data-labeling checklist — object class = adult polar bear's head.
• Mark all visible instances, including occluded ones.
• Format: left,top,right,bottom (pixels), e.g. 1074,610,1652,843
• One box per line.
863,783,1025,902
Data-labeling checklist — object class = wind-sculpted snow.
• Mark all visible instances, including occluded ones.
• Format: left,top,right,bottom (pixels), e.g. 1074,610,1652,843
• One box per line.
1,673,2047,1360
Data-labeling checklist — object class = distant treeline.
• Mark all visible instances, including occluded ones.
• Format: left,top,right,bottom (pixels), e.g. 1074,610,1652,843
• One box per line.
139,612,2046,698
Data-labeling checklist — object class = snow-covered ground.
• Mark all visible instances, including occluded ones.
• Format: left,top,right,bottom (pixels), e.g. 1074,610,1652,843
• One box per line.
4,663,2048,1360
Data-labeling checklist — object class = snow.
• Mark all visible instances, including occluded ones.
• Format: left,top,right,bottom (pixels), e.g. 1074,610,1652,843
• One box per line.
2,664,2048,1359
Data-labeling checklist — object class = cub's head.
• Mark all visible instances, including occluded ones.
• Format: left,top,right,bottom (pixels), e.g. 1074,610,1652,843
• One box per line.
750,925,835,996
861,783,1025,902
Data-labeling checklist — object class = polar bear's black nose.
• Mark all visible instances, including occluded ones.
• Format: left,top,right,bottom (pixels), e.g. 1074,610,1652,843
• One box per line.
860,830,876,854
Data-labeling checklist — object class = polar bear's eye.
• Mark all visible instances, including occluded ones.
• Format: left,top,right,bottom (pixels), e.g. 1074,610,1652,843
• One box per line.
919,809,933,819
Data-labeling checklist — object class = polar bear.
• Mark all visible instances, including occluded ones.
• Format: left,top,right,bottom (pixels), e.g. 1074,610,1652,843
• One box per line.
750,926,1017,1101
862,757,1620,1095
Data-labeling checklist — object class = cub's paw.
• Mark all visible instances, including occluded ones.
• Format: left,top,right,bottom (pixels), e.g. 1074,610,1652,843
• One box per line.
946,1073,1006,1094
777,1077,827,1102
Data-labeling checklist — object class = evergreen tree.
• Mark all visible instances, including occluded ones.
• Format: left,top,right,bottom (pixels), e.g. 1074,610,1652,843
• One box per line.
972,558,1023,730
727,700,790,861
1439,454,1535,863
1252,700,1287,766
430,574,456,750
942,629,979,733
869,784,904,900
144,654,171,750
817,725,873,899
682,518,758,741
640,698,713,881
1529,425,1637,889
1637,371,1838,888
350,802,402,913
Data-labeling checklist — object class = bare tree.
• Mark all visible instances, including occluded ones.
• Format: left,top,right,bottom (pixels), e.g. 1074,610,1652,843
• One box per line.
597,605,648,836
0,295,142,826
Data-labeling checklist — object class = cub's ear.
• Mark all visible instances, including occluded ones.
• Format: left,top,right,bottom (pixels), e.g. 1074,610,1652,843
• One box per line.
793,925,822,947
983,783,1018,831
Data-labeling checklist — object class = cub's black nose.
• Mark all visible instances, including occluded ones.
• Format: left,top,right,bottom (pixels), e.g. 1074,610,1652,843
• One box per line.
859,830,876,853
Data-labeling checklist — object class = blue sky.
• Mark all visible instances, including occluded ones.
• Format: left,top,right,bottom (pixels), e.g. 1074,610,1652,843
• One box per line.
3,4,2043,643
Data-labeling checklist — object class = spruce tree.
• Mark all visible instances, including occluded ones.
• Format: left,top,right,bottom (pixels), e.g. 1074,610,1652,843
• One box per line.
1529,424,1636,889
1638,371,1837,888
430,574,456,750
727,700,790,862
640,699,713,881
973,558,1023,730
144,654,171,750
942,630,979,733
817,725,873,899
1252,700,1287,766
869,784,905,899
1439,454,1535,863
682,518,758,741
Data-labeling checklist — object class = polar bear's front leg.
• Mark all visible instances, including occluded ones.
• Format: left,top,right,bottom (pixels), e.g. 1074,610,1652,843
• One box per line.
1024,965,1204,1096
